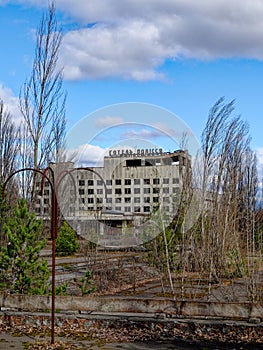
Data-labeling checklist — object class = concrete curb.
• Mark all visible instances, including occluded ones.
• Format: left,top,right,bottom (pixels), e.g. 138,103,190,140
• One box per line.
0,293,262,322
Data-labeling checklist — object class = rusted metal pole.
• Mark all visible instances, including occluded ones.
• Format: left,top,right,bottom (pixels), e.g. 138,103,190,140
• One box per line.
51,188,57,344
51,237,56,344
44,166,57,345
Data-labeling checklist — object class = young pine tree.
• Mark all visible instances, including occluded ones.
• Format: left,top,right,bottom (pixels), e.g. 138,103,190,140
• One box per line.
56,221,79,257
0,199,50,294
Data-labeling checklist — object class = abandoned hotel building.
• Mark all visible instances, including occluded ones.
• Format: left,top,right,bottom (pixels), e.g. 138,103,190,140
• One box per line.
35,149,191,247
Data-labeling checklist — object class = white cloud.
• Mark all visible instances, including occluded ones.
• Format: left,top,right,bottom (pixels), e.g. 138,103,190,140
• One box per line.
59,0,263,80
14,0,263,80
152,122,182,138
68,143,107,167
61,21,168,81
95,116,124,128
0,84,21,123
122,127,165,140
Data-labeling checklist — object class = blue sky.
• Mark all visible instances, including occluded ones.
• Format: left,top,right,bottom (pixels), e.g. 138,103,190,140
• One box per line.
0,1,263,175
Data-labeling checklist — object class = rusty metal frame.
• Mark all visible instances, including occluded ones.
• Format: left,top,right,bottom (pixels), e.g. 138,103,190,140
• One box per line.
2,166,108,344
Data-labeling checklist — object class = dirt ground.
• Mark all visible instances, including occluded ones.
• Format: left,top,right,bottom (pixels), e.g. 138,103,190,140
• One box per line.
0,332,194,350
0,332,136,350
0,332,122,350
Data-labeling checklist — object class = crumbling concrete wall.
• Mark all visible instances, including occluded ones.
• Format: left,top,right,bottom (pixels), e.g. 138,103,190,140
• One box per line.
0,294,262,322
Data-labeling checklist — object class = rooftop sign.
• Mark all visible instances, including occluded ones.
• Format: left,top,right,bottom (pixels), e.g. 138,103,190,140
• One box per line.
108,148,163,157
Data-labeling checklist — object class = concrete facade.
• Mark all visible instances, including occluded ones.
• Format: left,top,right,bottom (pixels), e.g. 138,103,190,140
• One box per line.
35,149,191,246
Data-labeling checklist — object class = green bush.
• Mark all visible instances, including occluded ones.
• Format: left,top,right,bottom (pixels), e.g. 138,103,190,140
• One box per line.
56,221,79,256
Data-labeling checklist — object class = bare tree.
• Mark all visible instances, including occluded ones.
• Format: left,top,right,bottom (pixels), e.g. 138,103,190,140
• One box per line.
240,150,259,300
198,98,259,296
0,99,19,245
145,98,260,302
0,99,18,183
16,123,34,199
19,2,66,198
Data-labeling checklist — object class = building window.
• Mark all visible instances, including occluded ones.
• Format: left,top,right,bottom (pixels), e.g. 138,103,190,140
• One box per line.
143,188,150,194
163,178,169,184
125,179,131,185
173,188,179,194
44,189,49,195
134,197,140,203
125,188,131,194
145,159,154,166
44,198,49,205
143,206,150,212
134,188,140,194
115,206,121,211
153,178,160,185
97,198,103,204
88,198,94,204
153,197,159,203
107,189,112,195
79,198,85,204
88,189,94,195
127,159,141,167
106,179,112,186
163,187,169,194
79,189,85,195
153,188,159,194
115,179,122,185
97,180,103,186
134,179,140,185
97,189,103,194
106,198,112,203
125,197,131,203
134,206,141,212
173,178,179,185
88,180,94,186
115,198,122,203
115,188,122,194
163,158,171,165
144,178,150,185
144,197,150,203
88,207,94,210
163,197,169,202
79,180,85,186
125,207,131,212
